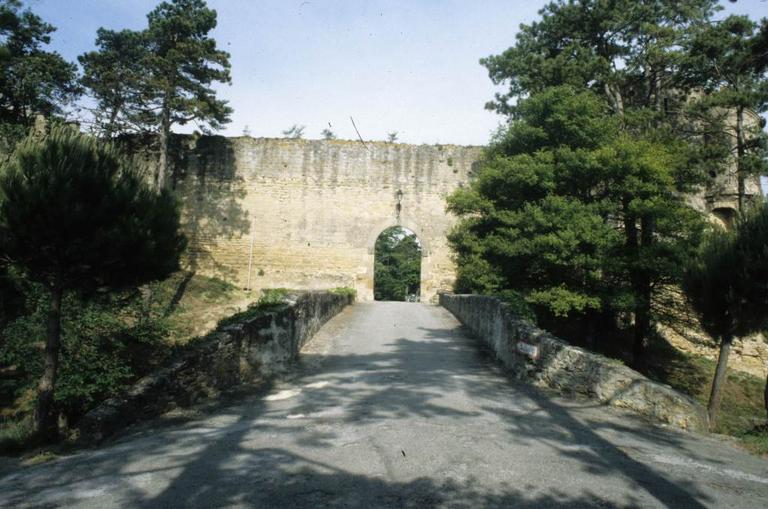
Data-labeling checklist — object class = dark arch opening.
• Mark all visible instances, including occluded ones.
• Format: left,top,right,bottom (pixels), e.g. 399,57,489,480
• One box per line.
712,207,737,230
374,226,422,302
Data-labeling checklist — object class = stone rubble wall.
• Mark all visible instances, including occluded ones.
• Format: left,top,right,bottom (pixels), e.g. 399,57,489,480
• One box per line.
77,290,353,443
137,135,485,303
440,294,708,432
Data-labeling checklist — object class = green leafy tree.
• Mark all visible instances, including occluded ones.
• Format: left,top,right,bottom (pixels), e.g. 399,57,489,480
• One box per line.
449,86,705,363
320,128,336,140
684,15,768,211
683,204,768,426
78,29,148,137
0,0,79,153
78,0,232,188
0,127,185,439
374,227,421,301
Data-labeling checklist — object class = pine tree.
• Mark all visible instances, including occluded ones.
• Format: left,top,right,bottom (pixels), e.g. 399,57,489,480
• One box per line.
684,15,768,211
0,0,79,153
78,0,232,188
78,29,148,137
0,127,185,439
448,86,706,364
468,0,737,363
684,204,768,426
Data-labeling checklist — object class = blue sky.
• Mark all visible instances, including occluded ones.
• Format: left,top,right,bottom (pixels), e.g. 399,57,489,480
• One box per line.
22,0,768,145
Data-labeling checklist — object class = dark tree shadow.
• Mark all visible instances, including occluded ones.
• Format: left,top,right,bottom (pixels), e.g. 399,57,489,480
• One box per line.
0,306,744,508
171,134,251,281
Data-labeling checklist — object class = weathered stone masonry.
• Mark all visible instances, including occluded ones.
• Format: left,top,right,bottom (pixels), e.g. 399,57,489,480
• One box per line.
168,136,483,303
152,133,757,304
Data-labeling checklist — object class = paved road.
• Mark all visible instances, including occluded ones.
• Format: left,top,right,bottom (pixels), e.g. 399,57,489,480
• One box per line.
2,302,768,508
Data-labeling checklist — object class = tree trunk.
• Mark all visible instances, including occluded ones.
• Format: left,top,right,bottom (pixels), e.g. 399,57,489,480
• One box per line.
736,105,746,212
105,103,121,138
156,105,171,190
708,334,733,429
623,196,647,365
632,216,654,366
605,83,625,117
764,371,768,422
35,284,63,440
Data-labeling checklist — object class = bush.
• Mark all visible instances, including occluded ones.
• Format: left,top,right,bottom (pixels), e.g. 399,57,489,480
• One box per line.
258,288,290,307
0,287,171,425
331,287,356,299
495,289,535,322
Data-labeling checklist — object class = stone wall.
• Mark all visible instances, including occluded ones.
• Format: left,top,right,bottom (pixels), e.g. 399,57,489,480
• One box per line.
160,136,483,303
440,294,708,431
128,132,759,305
77,290,353,443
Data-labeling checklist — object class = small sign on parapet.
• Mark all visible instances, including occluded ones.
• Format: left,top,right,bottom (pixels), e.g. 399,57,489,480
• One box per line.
516,341,539,360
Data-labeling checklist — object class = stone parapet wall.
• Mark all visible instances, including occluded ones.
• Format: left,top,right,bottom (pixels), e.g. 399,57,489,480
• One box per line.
77,290,353,443
440,294,708,431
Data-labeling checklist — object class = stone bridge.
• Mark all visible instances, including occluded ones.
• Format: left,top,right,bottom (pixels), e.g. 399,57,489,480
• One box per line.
166,136,483,302
1,302,766,508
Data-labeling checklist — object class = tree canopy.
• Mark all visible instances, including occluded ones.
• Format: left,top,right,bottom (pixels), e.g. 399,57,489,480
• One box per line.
79,0,232,188
0,0,79,153
450,0,754,363
374,227,422,302
0,126,186,437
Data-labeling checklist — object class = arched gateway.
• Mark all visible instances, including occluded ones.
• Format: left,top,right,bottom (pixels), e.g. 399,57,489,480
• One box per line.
169,136,483,303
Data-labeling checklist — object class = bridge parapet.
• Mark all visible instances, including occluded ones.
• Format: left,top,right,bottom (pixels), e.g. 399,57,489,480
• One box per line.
440,293,708,431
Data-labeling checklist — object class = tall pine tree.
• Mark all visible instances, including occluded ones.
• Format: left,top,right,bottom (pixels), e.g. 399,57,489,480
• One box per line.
79,0,232,188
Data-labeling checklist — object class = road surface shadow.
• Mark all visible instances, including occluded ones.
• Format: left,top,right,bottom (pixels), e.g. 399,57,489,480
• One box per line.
0,310,732,508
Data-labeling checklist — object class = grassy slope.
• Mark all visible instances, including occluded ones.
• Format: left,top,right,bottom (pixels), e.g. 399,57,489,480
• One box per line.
0,272,254,455
151,272,254,343
643,340,768,457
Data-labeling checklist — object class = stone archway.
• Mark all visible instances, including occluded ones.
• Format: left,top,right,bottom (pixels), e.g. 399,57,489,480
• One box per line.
363,214,431,302
711,207,737,230
169,137,483,304
372,226,423,302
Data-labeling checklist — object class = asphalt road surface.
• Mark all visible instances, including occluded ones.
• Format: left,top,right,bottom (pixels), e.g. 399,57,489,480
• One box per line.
1,302,767,508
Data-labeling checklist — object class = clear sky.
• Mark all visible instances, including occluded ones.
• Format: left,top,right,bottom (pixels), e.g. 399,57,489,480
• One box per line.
21,0,768,145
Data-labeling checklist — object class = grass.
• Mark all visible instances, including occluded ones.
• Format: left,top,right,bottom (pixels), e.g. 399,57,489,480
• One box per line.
154,272,253,343
0,271,256,456
330,287,357,299
642,339,768,457
0,416,35,455
216,288,292,327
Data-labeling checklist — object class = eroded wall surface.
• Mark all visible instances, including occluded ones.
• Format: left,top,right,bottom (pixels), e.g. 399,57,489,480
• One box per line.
169,136,483,302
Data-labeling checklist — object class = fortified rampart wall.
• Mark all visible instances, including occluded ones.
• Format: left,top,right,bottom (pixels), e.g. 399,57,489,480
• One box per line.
134,133,759,304
161,136,483,302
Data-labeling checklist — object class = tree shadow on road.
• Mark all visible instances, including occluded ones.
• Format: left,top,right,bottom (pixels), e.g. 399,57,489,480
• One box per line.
0,315,726,508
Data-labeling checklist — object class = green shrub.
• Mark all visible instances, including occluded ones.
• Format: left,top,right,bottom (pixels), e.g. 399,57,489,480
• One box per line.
495,289,536,322
331,287,357,299
258,288,290,307
0,287,171,425
0,415,36,455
